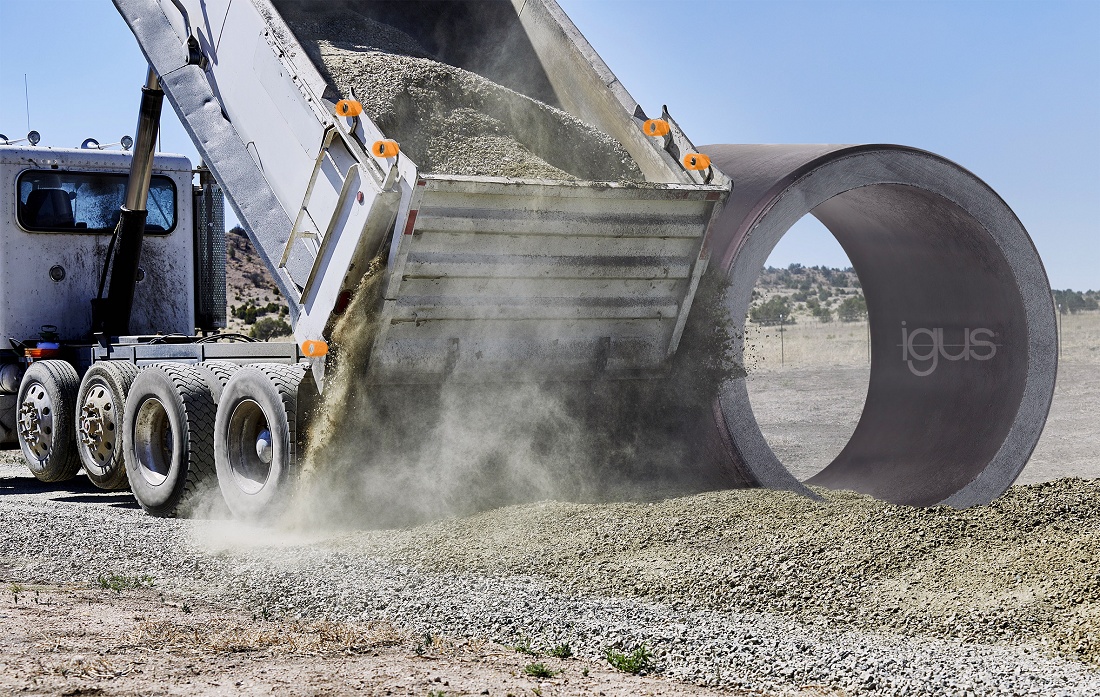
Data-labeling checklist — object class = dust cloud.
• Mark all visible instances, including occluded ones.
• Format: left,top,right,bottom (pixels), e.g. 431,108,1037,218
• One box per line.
261,2,737,529
287,268,742,530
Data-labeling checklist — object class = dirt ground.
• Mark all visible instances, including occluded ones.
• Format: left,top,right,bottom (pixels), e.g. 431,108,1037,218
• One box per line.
0,578,831,697
747,360,1100,483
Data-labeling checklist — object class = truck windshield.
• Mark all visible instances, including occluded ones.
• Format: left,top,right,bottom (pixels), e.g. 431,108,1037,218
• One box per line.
17,170,176,234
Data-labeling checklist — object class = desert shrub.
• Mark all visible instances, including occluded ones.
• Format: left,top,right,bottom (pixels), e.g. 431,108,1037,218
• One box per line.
806,298,833,323
751,295,795,325
838,294,868,322
249,317,292,341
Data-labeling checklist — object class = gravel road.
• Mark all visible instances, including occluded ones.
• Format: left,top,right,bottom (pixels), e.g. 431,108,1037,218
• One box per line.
3,448,1098,696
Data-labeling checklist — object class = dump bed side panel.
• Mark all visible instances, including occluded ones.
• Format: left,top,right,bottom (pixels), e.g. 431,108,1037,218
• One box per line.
370,178,723,383
114,0,411,331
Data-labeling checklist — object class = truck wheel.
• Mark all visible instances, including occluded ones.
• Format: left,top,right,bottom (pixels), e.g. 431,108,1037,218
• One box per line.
123,364,218,517
17,360,81,483
214,364,305,520
76,361,140,491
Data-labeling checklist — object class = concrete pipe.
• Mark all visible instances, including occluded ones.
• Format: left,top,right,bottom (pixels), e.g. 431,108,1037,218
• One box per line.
700,144,1057,507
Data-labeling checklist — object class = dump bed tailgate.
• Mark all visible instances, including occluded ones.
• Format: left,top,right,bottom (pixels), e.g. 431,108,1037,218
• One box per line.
370,177,725,383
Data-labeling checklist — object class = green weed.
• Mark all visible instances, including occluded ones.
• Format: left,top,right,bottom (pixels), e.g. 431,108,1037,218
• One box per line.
523,662,556,679
604,644,654,674
513,636,537,655
96,573,154,592
415,632,434,656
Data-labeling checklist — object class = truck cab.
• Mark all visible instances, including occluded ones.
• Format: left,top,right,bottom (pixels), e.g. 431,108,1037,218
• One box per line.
0,143,211,445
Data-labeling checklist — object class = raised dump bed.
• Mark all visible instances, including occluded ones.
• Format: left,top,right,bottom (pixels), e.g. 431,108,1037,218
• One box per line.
114,0,730,386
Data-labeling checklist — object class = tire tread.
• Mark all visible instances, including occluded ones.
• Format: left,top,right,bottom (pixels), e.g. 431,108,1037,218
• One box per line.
214,362,306,519
126,363,218,518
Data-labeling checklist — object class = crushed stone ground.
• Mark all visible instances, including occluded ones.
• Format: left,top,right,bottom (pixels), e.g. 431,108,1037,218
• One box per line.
2,455,1099,695
373,478,1100,668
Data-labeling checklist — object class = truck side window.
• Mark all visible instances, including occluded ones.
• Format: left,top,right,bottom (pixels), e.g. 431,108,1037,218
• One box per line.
16,170,176,234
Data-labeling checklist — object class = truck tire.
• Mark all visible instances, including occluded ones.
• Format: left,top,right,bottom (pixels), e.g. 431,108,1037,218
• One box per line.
214,363,305,520
123,364,218,517
76,361,140,491
17,360,81,483
195,361,242,404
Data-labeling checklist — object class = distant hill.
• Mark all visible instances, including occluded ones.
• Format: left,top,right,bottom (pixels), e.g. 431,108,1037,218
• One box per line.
749,264,866,324
1054,288,1099,314
748,265,1097,325
225,226,291,340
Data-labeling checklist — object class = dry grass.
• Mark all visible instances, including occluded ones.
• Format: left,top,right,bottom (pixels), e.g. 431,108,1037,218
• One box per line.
743,310,1100,372
45,655,130,679
1058,310,1100,363
744,319,871,371
128,617,407,656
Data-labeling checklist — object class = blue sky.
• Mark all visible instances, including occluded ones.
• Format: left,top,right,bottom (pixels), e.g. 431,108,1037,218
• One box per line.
1,0,1097,290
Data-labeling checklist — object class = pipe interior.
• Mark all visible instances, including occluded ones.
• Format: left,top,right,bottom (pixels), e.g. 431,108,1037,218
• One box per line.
743,220,869,482
802,184,1028,505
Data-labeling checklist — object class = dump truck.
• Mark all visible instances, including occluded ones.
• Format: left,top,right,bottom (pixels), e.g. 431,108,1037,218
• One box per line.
2,0,733,519
1,0,1057,515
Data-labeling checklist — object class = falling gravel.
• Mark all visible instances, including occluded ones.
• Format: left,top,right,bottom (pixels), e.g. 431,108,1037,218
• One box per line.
3,456,1099,696
275,4,643,181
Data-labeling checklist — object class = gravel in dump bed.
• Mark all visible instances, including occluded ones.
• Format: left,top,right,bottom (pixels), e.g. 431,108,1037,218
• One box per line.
270,6,435,59
3,456,1100,696
277,5,643,181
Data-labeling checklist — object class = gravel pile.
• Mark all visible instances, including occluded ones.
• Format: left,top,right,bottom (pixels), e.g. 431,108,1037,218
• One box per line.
376,479,1100,666
2,458,1098,696
276,4,643,181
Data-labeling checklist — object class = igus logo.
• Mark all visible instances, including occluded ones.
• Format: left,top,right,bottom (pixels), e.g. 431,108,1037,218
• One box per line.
900,322,998,377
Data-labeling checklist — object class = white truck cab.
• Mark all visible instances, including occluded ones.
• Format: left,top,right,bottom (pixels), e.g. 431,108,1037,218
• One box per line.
0,142,228,448
0,145,196,343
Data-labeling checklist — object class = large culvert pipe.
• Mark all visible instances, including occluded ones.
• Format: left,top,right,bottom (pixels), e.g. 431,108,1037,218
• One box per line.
700,144,1057,507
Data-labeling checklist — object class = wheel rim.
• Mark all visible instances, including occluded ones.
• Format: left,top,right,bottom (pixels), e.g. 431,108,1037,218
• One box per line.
226,399,272,495
78,380,118,474
133,397,173,486
18,381,54,462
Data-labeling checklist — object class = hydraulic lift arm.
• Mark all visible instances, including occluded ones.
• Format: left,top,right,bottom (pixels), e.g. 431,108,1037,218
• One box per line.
91,66,164,337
